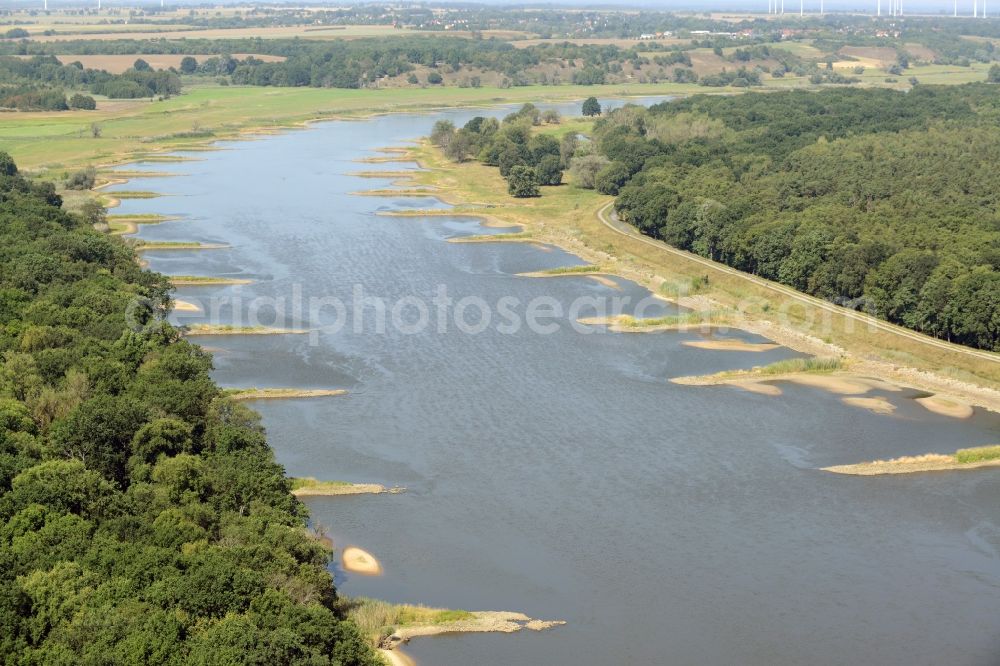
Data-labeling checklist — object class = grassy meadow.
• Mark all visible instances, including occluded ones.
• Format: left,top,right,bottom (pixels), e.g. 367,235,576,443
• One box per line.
2,82,712,175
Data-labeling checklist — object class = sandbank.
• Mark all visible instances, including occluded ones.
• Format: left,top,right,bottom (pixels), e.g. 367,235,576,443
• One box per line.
842,396,896,415
915,395,974,419
342,547,382,576
682,338,780,352
172,299,201,313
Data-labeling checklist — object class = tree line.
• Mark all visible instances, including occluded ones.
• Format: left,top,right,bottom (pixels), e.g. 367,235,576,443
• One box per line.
596,87,999,350
0,153,380,664
0,55,179,110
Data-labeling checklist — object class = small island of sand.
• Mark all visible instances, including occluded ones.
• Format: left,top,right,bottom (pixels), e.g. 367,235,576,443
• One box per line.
915,395,974,419
172,299,201,313
342,546,383,576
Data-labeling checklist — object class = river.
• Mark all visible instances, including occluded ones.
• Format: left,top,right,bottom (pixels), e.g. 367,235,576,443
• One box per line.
109,98,1000,665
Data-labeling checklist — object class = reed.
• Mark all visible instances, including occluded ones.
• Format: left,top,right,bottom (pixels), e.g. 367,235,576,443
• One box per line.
343,597,473,641
954,445,1000,464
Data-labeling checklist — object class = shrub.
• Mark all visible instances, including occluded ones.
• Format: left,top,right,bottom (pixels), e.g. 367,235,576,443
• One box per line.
65,167,96,190
68,93,96,110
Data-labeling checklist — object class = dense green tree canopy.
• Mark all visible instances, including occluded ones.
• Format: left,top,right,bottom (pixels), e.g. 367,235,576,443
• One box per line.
0,153,380,664
596,86,1000,350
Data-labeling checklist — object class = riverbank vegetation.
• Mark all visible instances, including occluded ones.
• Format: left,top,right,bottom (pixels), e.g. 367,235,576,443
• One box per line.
0,153,381,664
442,86,1000,352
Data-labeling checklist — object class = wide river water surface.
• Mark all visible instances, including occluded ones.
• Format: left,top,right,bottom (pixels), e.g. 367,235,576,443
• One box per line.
111,99,1000,665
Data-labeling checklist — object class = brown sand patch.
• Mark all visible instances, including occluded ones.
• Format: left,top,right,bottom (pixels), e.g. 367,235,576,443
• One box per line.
842,396,896,415
342,546,382,576
735,382,783,396
172,299,200,313
588,274,621,289
780,375,872,395
379,649,416,666
915,395,974,419
682,338,780,352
